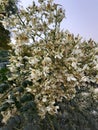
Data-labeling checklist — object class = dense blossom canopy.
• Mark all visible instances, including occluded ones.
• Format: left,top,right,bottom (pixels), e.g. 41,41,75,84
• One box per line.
1,0,98,118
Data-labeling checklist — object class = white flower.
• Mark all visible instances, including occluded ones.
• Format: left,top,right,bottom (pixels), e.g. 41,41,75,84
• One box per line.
83,64,89,70
93,88,98,100
81,76,89,82
23,56,29,60
42,57,52,65
94,64,98,70
67,75,77,81
15,62,23,67
43,66,49,76
26,87,32,92
54,106,59,113
55,53,63,59
95,75,98,79
14,50,19,55
72,62,77,69
46,106,52,112
29,57,39,65
8,65,16,72
93,88,98,95
72,49,82,55
81,92,89,97
42,97,47,102
94,47,98,53
30,69,41,80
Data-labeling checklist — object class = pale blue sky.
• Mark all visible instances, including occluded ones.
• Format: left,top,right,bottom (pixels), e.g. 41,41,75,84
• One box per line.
20,0,98,42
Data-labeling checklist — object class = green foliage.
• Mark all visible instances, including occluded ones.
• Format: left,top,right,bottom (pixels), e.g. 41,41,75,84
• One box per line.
4,0,18,16
0,68,8,82
0,22,11,50
0,83,9,93
0,50,9,83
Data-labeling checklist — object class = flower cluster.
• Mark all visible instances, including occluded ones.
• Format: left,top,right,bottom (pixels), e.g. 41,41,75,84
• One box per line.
3,0,98,118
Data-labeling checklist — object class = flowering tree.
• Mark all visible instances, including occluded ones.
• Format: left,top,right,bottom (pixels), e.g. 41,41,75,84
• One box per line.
1,0,98,120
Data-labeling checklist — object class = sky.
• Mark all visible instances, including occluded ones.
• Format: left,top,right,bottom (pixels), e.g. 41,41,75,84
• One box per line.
20,0,98,42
